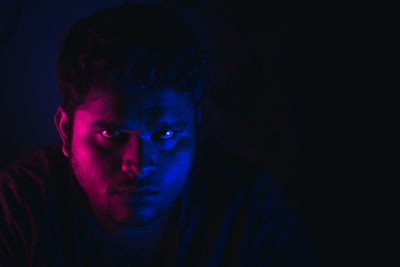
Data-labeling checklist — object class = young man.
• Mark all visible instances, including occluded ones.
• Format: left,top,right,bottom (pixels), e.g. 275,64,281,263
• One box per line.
0,3,314,266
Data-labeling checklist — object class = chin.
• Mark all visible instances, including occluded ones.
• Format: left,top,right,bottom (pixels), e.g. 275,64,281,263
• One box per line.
113,206,162,227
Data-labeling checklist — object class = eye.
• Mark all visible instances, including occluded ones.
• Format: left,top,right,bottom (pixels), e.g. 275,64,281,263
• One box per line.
100,129,121,140
153,129,176,140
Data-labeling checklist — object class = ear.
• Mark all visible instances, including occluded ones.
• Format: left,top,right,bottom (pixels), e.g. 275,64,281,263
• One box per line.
54,106,71,158
196,106,201,124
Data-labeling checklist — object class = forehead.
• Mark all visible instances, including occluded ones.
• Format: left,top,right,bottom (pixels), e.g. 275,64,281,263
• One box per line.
75,88,195,126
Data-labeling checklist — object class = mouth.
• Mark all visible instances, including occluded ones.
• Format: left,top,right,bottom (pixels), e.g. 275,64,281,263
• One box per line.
113,186,160,200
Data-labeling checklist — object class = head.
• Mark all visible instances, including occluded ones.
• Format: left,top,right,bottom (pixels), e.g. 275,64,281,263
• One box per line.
54,3,208,227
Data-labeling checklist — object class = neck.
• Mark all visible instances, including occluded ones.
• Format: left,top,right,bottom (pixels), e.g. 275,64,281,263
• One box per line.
114,207,172,245
89,202,172,239
90,204,174,263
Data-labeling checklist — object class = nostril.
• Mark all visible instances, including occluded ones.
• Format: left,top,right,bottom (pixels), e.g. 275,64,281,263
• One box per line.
140,166,155,176
122,159,141,176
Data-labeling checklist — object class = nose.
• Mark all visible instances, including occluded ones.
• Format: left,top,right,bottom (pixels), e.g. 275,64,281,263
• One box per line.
121,134,155,177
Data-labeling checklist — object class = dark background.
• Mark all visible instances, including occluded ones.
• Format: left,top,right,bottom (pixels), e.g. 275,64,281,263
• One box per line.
1,0,347,265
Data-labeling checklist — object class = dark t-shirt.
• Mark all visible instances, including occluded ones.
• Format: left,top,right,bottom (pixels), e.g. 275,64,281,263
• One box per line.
0,143,314,266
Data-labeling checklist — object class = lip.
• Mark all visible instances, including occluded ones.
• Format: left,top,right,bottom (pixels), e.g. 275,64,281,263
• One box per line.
115,186,160,194
113,186,160,200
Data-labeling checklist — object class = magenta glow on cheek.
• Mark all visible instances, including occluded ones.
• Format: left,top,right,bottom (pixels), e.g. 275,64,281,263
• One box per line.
71,140,114,206
110,199,131,221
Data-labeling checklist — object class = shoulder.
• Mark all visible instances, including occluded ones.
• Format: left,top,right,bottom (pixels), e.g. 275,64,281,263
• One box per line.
0,143,68,192
0,144,68,227
0,143,69,223
193,141,283,201
0,142,69,212
191,142,316,265
190,142,299,234
0,143,68,265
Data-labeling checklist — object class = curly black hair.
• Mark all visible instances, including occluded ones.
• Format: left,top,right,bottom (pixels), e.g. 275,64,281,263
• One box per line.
56,2,209,118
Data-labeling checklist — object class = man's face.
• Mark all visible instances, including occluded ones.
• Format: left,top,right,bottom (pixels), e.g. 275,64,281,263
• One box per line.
67,88,197,227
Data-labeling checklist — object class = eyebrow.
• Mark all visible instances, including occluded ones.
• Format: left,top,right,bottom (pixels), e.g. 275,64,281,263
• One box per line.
89,119,121,129
156,120,187,130
88,119,187,130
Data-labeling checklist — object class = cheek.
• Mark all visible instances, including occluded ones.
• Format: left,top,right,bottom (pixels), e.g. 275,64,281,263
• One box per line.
71,134,121,183
158,138,196,188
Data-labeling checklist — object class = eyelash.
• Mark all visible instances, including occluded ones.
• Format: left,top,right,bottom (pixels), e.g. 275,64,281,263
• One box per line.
100,129,121,139
152,129,176,140
99,129,177,141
